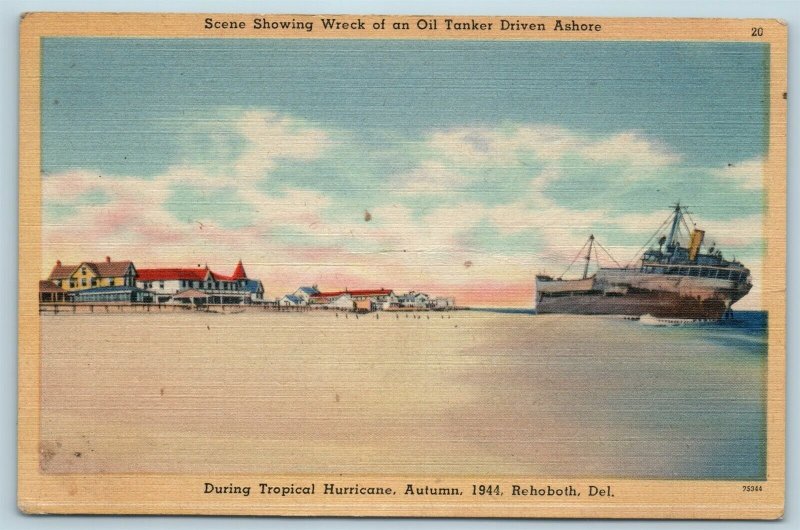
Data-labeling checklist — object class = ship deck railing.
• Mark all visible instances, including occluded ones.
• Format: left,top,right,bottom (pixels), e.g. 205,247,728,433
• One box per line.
634,263,747,281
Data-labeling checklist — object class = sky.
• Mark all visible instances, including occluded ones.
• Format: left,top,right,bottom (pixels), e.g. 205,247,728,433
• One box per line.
41,38,768,308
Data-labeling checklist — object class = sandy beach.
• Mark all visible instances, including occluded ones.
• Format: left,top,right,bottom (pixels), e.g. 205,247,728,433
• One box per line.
39,310,766,478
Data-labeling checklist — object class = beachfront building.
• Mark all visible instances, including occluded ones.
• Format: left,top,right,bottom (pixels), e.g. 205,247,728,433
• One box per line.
47,256,137,292
328,293,355,311
243,279,265,303
279,294,303,307
279,286,320,307
71,286,154,303
380,292,400,310
431,297,456,310
39,280,69,304
136,267,214,303
353,299,380,313
293,286,320,304
171,289,209,307
136,260,264,304
398,291,430,309
309,288,395,312
222,260,264,303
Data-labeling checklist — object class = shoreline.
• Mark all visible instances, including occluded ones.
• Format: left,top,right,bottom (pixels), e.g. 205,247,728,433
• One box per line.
38,302,764,319
37,302,472,315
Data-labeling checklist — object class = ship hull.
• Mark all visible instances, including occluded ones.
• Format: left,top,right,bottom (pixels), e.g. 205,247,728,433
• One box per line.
536,269,750,320
536,290,729,319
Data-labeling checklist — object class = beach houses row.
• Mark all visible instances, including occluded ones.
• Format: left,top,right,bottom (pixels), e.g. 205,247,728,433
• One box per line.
279,286,455,312
40,256,265,305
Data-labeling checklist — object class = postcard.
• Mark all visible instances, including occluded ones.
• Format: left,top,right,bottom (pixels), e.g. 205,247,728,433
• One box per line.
18,13,786,518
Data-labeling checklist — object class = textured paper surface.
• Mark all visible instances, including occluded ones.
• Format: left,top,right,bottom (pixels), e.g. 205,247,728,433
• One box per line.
19,13,786,518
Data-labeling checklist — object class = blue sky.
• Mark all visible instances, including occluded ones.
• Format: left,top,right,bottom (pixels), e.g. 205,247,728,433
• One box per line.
41,38,769,307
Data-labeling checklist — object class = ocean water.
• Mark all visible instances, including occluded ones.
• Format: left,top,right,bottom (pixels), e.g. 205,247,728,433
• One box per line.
40,310,767,479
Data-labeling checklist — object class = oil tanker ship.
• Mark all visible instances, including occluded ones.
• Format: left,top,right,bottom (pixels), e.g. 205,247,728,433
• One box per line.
535,204,752,319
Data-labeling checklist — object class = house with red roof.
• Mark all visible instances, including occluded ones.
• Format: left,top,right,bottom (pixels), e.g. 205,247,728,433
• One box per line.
135,260,264,304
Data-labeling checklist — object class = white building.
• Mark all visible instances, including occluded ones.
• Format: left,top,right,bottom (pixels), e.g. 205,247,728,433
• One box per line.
431,297,455,310
327,293,354,310
380,292,400,310
292,286,320,304
280,294,303,307
136,260,262,304
398,291,430,309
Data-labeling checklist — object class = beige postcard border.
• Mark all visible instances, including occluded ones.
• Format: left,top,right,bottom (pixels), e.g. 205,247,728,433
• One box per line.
18,13,787,518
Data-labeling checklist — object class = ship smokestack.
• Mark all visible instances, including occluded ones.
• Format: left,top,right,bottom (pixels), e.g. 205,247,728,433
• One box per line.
688,229,705,261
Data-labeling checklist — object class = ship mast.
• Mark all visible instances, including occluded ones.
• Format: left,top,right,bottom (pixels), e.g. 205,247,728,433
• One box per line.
583,235,595,279
665,203,683,250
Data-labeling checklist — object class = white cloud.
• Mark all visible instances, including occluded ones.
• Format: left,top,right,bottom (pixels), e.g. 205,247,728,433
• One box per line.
397,126,682,198
710,158,763,191
579,132,681,167
428,125,589,164
396,161,466,195
233,110,332,178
